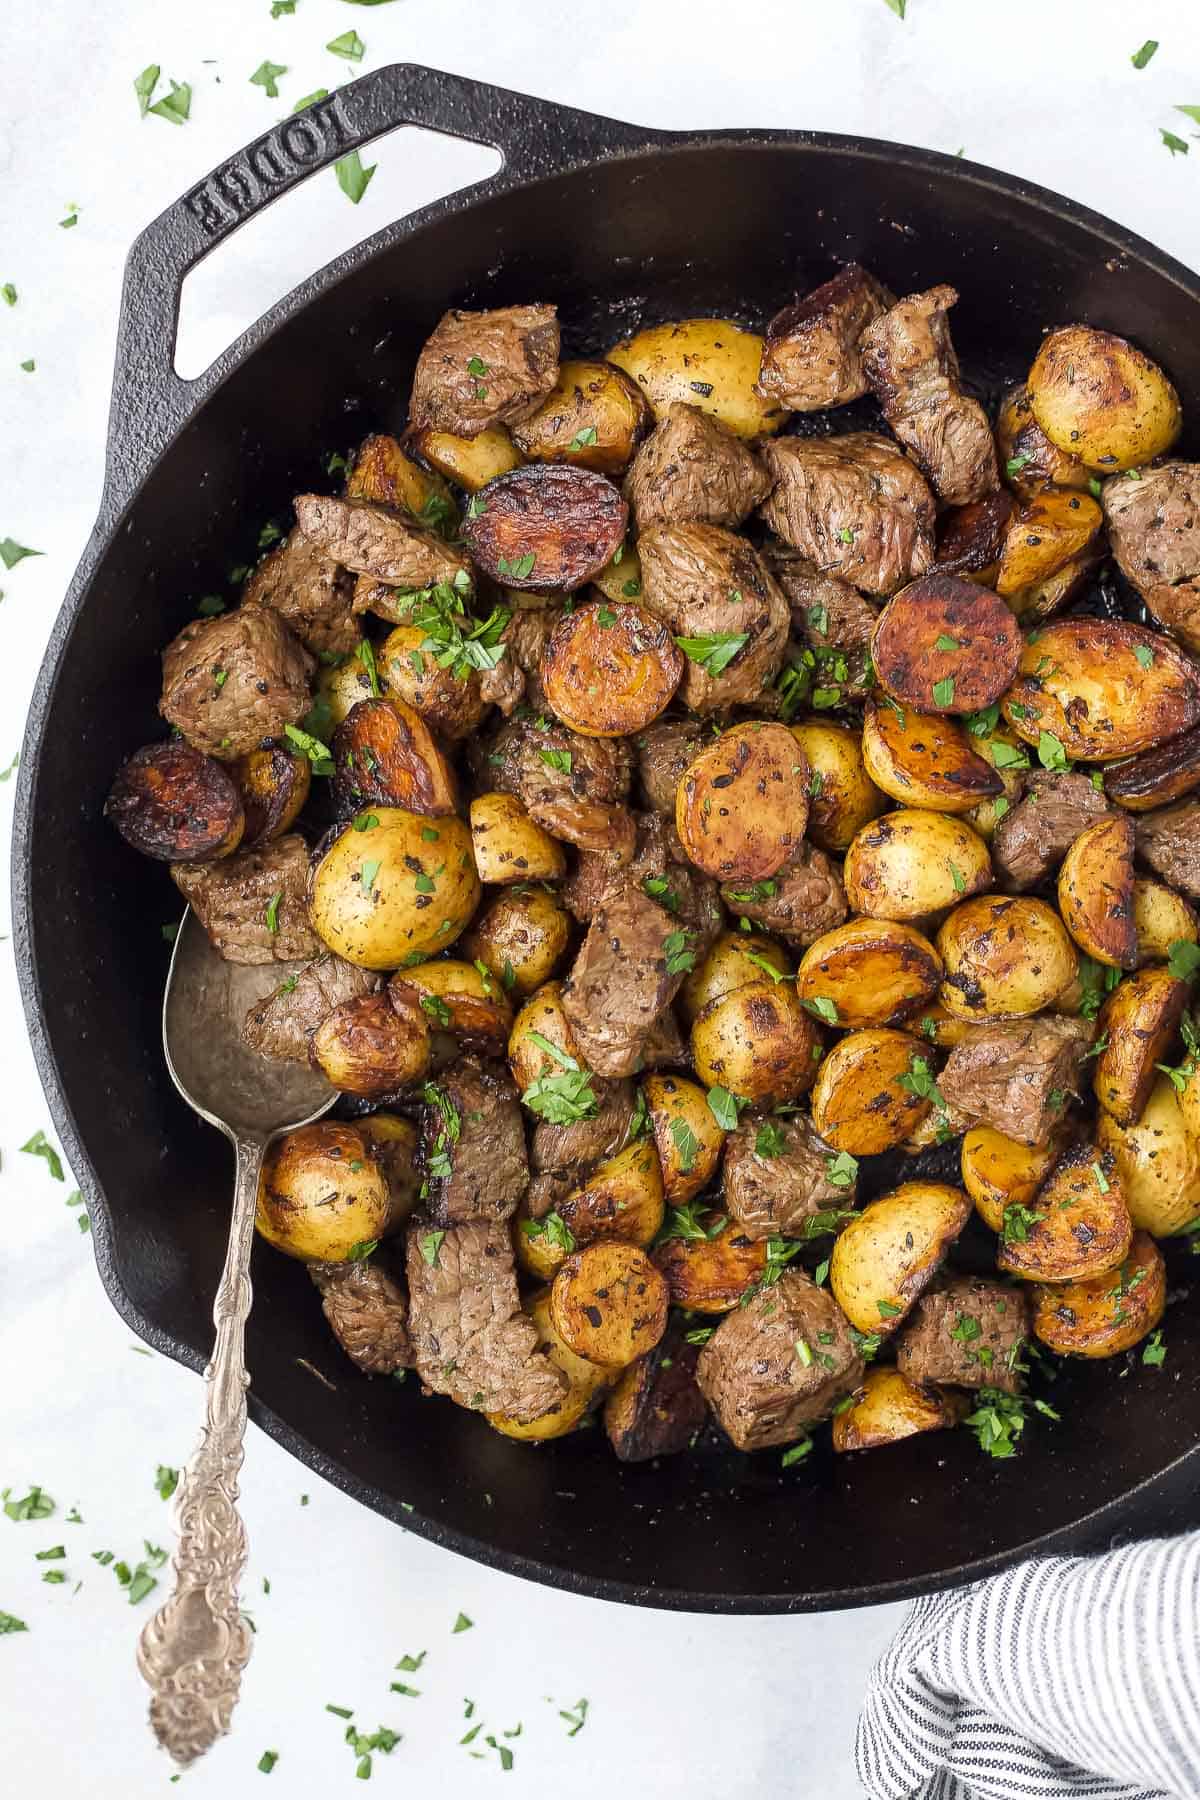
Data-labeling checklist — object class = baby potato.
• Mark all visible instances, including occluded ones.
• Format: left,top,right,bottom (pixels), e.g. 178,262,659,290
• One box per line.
1098,1075,1200,1238
789,719,885,852
831,1366,965,1453
1057,814,1137,971
235,745,311,848
542,599,682,737
1003,548,1101,625
377,623,487,741
934,489,1015,585
1092,965,1187,1127
1133,877,1199,967
937,894,1077,1020
461,884,571,995
106,739,245,864
487,1286,611,1440
1001,618,1200,763
811,1029,931,1156
907,1001,981,1049
346,431,457,529
313,640,373,730
869,574,1022,715
332,696,458,817
410,422,522,492
676,723,810,881
607,317,786,440
257,1121,392,1262
510,358,652,475
560,1140,665,1251
963,720,1029,841
996,1145,1132,1283
680,929,791,1021
591,542,643,606
692,982,820,1105
844,809,992,921
995,384,1090,498
652,1214,767,1313
391,957,513,1053
310,990,431,1097
508,980,587,1092
961,1125,1062,1232
995,491,1103,598
549,1243,669,1368
862,700,1003,814
309,807,480,969
796,918,943,1029
358,1112,422,1232
1027,324,1182,473
1032,1230,1166,1357
1102,726,1200,814
829,1181,972,1334
603,1326,709,1462
642,1072,726,1202
470,791,567,885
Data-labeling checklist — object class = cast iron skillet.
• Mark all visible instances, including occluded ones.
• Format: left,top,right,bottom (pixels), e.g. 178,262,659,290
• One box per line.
14,65,1200,1612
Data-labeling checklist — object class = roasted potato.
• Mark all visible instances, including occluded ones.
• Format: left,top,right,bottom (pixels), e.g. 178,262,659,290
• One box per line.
469,791,567,885
937,894,1078,1020
1098,1075,1200,1238
607,317,785,440
410,422,522,492
679,929,791,1021
1004,548,1102,625
549,1243,669,1368
788,719,885,852
461,464,628,592
603,1328,709,1462
811,1030,932,1156
391,957,513,1052
332,696,458,817
844,809,991,921
310,989,431,1096
961,1125,1062,1232
861,700,1003,814
996,1144,1132,1283
1092,964,1187,1126
461,884,571,995
541,599,682,737
652,1213,767,1312
1057,813,1137,971
795,918,943,1029
641,1072,726,1202
870,574,1022,715
560,1140,665,1250
935,489,1016,584
1032,1230,1166,1357
1102,724,1200,814
676,722,810,881
829,1181,972,1333
691,981,821,1105
1027,325,1182,473
486,1286,611,1440
831,1366,965,1453
962,719,1028,841
312,641,373,731
995,384,1090,498
234,745,311,847
309,806,480,969
1133,878,1199,968
907,1001,982,1048
376,623,488,741
994,491,1103,598
508,980,587,1092
1001,619,1200,763
590,542,643,607
346,431,457,531
106,740,245,863
257,1121,392,1261
358,1112,422,1231
510,358,652,474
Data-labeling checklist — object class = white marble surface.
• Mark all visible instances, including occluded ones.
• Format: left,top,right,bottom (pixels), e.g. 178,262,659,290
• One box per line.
1,2,1197,1794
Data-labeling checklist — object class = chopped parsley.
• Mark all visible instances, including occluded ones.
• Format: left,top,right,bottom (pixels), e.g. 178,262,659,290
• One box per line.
250,60,288,98
397,578,509,680
327,30,365,59
1131,39,1159,68
963,1387,1059,1459
264,891,283,935
706,1085,748,1131
948,861,966,894
283,723,334,775
825,1150,858,1190
1005,453,1031,477
932,676,955,707
496,552,537,581
420,993,452,1028
1142,1330,1166,1367
780,1438,814,1467
799,994,838,1025
352,812,381,833
419,1231,446,1267
335,150,377,205
569,426,599,450
596,605,617,629
520,1211,576,1253
658,1201,725,1243
1167,940,1200,980
669,1115,702,1173
154,1466,179,1502
1133,644,1155,671
0,1613,28,1634
935,634,961,652
1002,1202,1041,1243
755,1119,787,1159
966,703,999,737
20,1131,63,1181
538,747,572,774
674,631,749,677
258,1750,279,1773
3,1485,54,1523
1037,730,1070,771
521,1034,597,1124
1161,129,1189,156
359,859,381,895
453,1612,474,1633
662,929,697,975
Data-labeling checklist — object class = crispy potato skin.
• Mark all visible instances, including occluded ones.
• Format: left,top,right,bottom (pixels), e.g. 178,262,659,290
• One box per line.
995,385,1090,497
676,723,810,881
377,623,487,741
811,1029,931,1156
359,1112,423,1232
642,1073,726,1203
332,697,458,817
311,989,431,1097
549,1243,669,1368
234,745,311,847
789,720,885,852
391,958,513,1053
1132,878,1198,967
1057,813,1137,970
1002,619,1200,763
462,465,628,592
511,358,652,474
1092,965,1187,1127
604,1330,708,1462
257,1122,392,1261
608,318,786,439
996,1144,1132,1283
831,1366,965,1453
487,1287,612,1440
1099,1075,1200,1237
680,929,790,1020
962,1126,1062,1232
995,491,1103,598
106,740,245,863
411,423,522,491
862,700,1003,813
558,1140,665,1250
937,894,1078,1020
935,489,1015,583
796,918,943,1028
469,792,567,885
309,807,480,969
829,1181,972,1333
508,980,586,1092
347,431,457,527
1103,723,1200,814
1027,325,1182,472
692,982,821,1105
845,809,991,920
870,575,1022,714
652,1214,768,1313
1032,1231,1165,1357
542,600,683,737
462,885,571,995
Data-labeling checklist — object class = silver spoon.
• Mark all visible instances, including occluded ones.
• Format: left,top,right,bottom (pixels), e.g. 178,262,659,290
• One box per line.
137,907,335,1765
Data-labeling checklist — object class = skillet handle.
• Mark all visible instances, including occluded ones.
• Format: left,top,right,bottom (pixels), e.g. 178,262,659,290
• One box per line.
104,65,662,520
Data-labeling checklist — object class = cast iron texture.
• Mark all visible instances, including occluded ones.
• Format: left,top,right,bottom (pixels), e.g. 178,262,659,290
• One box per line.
13,65,1200,1612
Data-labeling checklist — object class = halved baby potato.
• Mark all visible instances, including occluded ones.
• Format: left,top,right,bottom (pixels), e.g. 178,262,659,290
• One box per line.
795,918,943,1029
641,1072,726,1203
862,700,1003,814
961,1125,1063,1232
844,809,991,921
1102,725,1200,814
994,490,1103,598
1133,878,1199,968
691,981,821,1105
1003,548,1101,624
1091,965,1188,1127
963,720,1029,841
788,719,885,852
603,1327,709,1462
676,722,810,881
410,422,523,492
332,696,458,817
549,1243,670,1368
831,1366,965,1453
312,639,372,730
358,1112,422,1233
995,384,1090,498
937,894,1078,1020
486,1286,611,1440
257,1121,393,1262
510,358,652,475
470,791,567,885
309,807,480,968
1001,619,1200,763
542,599,682,737
377,623,488,741
461,884,571,996
996,1144,1132,1284
1057,813,1137,971
869,574,1022,715
461,464,628,593
1027,325,1182,472
235,745,311,847
607,317,786,440
1098,1075,1200,1238
811,1029,931,1156
680,929,791,1021
106,739,245,864
346,431,457,529
935,489,1015,584
652,1213,767,1313
390,957,513,1052
310,989,432,1097
508,980,588,1093
519,1140,667,1274
1031,1230,1166,1357
829,1181,972,1334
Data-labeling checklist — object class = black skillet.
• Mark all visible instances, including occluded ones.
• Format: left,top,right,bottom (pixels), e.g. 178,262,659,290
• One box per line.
13,65,1200,1612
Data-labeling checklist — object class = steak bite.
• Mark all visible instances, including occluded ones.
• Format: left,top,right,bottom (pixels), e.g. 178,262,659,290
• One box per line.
408,303,560,438
604,1323,709,1462
243,953,380,1061
1103,461,1200,653
938,1015,1095,1147
758,433,936,597
563,809,723,945
991,771,1112,892
481,714,634,854
635,717,709,816
532,1077,638,1176
1135,802,1200,901
696,1269,863,1451
160,604,315,760
623,402,770,532
241,527,358,657
420,1058,528,1226
723,1111,856,1241
721,841,847,946
763,544,881,655
561,877,691,1078
309,1257,413,1375
404,1218,567,1422
294,494,472,594
479,603,564,717
171,833,321,965
895,1275,1031,1394
859,284,1000,507
756,263,895,412
637,522,790,713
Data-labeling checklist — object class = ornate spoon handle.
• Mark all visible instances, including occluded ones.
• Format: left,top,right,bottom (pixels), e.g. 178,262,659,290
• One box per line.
137,1133,263,1765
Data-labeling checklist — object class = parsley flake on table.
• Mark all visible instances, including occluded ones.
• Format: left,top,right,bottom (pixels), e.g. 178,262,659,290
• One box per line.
293,88,330,113
155,1465,179,1502
250,61,287,98
327,30,365,59
20,1130,63,1181
335,151,377,205
136,70,192,125
675,631,748,676
1161,130,1189,157
559,1697,589,1737
1131,39,1159,69
20,359,34,373
1,538,43,570
270,0,296,13
453,1611,473,1633
0,1612,28,1634
1,284,16,306
258,1750,279,1773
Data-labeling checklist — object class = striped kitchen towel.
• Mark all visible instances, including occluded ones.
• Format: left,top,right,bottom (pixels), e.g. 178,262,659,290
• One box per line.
856,1532,1200,1800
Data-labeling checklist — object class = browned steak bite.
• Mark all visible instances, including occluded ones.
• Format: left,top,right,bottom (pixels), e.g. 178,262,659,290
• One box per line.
160,605,314,760
696,1269,863,1451
408,304,560,438
241,527,358,658
991,771,1112,892
758,433,936,597
421,1058,528,1226
1135,802,1200,901
756,263,895,412
763,543,881,654
294,494,472,594
623,401,770,531
309,1258,413,1375
563,810,723,949
171,833,321,965
1103,462,1200,654
532,1077,638,1176
859,284,1000,507
478,603,564,717
243,953,380,1061
723,1111,856,1241
604,1323,709,1462
938,1015,1095,1147
561,877,690,1078
635,717,709,816
722,841,847,946
481,715,635,855
895,1276,1031,1394
404,1218,567,1422
637,522,790,713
